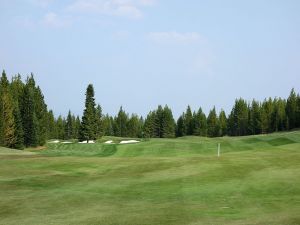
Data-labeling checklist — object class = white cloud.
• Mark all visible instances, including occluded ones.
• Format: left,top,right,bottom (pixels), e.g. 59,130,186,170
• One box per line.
41,12,71,28
148,32,203,44
67,0,154,19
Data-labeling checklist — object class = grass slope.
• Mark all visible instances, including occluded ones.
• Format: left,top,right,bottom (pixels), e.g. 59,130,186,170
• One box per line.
0,131,300,225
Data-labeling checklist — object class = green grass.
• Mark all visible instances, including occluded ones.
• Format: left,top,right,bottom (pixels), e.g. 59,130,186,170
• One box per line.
0,131,300,225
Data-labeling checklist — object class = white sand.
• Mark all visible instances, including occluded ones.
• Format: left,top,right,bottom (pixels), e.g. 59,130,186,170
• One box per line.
62,141,72,144
119,140,140,144
105,140,114,144
48,140,60,143
79,140,95,144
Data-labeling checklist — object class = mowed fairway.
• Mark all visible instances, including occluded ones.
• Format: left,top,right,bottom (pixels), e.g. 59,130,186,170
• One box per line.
1,132,300,225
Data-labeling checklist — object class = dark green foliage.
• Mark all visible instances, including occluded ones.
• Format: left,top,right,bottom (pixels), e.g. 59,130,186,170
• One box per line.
65,110,74,140
21,76,38,147
228,99,249,136
193,108,207,137
185,105,194,135
47,110,57,139
102,114,114,136
218,109,227,136
143,105,175,138
127,114,143,138
176,114,186,137
1,69,300,149
161,105,175,138
34,85,48,146
95,105,103,138
286,88,298,129
207,107,219,137
0,72,16,147
56,116,65,140
144,111,156,138
114,106,128,137
79,84,97,142
272,98,287,132
249,100,261,135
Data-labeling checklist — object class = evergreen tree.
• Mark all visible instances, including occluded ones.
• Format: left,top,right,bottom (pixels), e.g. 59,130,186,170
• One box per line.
102,114,114,136
114,106,128,137
56,116,65,139
228,99,249,136
10,75,25,149
78,84,97,142
74,116,81,138
249,100,261,135
0,72,16,147
162,105,175,138
286,88,298,129
127,114,142,138
207,107,219,137
21,76,38,147
65,110,73,140
218,109,227,136
272,98,287,132
144,111,156,138
261,98,274,133
34,85,48,145
47,110,57,139
176,114,186,137
95,104,103,138
154,105,164,138
185,105,194,135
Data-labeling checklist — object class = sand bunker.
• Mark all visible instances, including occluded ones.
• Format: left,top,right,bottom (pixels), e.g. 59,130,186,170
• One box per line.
119,140,140,144
48,140,60,144
79,140,95,144
62,141,72,144
105,140,114,144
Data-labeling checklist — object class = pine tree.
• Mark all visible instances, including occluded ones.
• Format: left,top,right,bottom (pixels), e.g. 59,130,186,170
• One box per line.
176,114,186,137
249,100,261,135
207,107,219,137
65,110,73,140
56,116,65,139
272,98,287,132
127,114,142,138
95,104,103,138
144,111,156,138
218,109,227,136
47,110,57,139
228,99,249,136
114,106,128,137
79,84,97,142
162,105,175,138
286,88,298,129
21,76,38,147
11,75,25,149
34,85,48,145
102,114,114,136
0,72,16,147
154,105,164,138
74,116,81,138
185,105,194,135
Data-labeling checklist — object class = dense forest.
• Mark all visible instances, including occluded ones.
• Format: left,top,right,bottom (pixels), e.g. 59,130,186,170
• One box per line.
0,70,299,149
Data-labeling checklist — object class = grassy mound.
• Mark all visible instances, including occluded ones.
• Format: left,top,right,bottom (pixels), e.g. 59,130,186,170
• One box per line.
0,131,299,225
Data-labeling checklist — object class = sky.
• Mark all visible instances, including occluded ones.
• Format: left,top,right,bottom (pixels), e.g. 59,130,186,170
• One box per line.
0,0,299,118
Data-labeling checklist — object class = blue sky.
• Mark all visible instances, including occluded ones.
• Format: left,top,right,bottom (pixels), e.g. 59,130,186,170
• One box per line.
1,0,299,118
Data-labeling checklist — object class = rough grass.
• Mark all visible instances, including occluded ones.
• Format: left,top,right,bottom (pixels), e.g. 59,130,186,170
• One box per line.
0,131,299,225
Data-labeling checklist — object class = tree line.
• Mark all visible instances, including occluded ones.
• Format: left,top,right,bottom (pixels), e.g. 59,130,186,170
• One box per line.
1,70,299,149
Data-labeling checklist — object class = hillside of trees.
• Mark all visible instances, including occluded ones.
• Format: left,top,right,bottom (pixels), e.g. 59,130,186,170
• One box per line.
0,70,299,149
